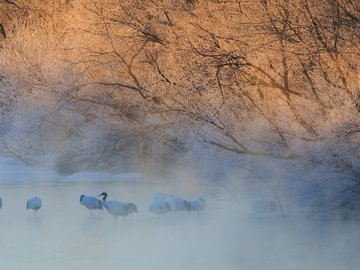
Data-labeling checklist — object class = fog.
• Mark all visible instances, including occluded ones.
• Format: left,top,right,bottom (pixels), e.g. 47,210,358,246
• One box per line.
1,165,360,270
0,1,359,268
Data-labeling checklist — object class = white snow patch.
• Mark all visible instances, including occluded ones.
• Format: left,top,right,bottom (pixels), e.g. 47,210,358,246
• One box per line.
0,157,62,184
62,171,143,183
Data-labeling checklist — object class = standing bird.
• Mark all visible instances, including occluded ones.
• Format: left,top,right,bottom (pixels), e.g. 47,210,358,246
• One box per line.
98,192,137,221
165,195,190,213
80,194,103,216
190,198,207,214
26,196,42,215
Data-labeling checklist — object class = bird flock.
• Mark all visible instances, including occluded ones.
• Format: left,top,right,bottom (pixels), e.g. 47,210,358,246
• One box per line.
0,192,206,222
148,192,207,215
80,191,206,221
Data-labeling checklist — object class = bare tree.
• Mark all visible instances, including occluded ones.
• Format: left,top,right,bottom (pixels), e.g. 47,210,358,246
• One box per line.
0,0,359,189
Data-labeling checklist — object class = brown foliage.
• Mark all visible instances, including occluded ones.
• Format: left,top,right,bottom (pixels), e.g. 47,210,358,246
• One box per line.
0,0,359,177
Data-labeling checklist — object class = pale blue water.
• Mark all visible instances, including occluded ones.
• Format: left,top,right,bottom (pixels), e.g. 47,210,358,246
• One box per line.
0,180,359,270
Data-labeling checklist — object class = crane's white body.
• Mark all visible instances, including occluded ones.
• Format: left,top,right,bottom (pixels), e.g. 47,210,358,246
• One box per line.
103,200,127,220
190,198,207,213
148,200,171,215
165,196,190,213
80,194,103,215
26,196,42,215
98,192,138,221
148,192,173,215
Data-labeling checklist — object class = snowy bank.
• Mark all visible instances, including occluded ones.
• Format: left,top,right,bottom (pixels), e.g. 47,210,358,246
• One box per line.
0,157,62,184
62,171,143,183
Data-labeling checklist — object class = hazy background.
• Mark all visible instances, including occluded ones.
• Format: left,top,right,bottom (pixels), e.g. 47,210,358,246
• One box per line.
0,1,359,269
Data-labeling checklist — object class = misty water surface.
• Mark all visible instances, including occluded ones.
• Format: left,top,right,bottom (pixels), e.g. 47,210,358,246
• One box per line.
0,179,359,270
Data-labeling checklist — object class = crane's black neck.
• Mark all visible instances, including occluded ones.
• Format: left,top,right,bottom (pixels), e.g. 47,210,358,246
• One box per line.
99,192,107,201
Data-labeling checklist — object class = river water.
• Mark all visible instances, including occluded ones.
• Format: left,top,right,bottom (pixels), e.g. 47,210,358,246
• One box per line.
0,180,359,270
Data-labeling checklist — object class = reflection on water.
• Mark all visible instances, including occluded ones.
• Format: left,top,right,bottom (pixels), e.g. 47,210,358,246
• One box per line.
0,181,359,270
